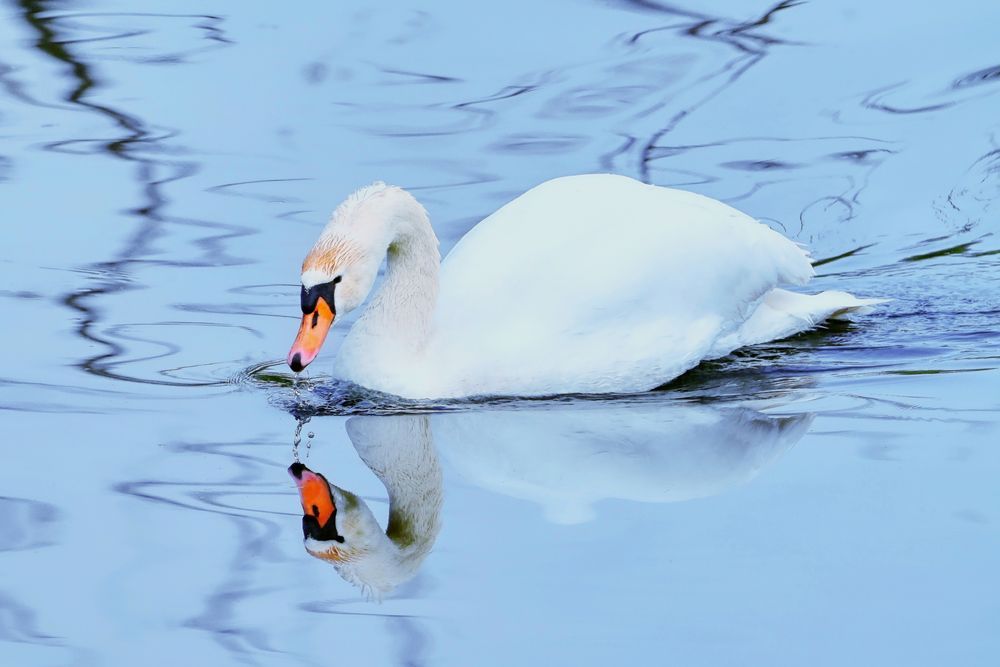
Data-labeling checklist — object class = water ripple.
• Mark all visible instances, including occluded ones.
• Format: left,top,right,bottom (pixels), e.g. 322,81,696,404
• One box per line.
112,438,298,663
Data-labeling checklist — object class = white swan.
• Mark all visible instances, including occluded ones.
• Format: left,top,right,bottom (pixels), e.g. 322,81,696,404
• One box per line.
286,174,881,398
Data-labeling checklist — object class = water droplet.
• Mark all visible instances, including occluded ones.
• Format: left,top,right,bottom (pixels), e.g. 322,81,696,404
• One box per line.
307,431,315,439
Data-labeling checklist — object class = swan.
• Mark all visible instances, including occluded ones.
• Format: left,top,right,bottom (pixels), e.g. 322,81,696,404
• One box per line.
286,174,881,398
288,416,442,597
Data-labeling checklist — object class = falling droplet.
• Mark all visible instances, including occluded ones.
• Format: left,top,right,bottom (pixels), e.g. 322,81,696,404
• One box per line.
307,432,315,439
292,415,311,451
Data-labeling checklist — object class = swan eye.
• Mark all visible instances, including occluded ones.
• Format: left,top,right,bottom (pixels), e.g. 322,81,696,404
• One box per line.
300,276,342,315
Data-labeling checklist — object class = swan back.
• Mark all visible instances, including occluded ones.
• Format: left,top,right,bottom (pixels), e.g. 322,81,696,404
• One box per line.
428,174,814,396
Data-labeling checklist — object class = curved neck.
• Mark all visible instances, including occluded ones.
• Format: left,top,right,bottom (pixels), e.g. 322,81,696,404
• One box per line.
355,416,442,556
350,209,441,355
335,417,442,595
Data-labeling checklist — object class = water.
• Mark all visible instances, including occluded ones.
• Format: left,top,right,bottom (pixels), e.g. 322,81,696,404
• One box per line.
1,0,998,664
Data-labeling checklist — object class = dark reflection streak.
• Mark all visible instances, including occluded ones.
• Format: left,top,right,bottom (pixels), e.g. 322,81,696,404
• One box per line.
53,12,233,61
227,283,297,296
0,403,115,415
44,128,181,154
176,303,297,320
167,440,287,479
404,176,500,191
0,499,67,657
953,63,1000,89
626,21,688,45
0,61,71,111
277,209,317,225
60,28,148,46
0,593,60,644
196,15,233,46
599,135,638,171
729,0,805,41
861,83,954,115
812,243,877,268
0,375,140,397
207,177,313,202
303,593,435,666
393,83,541,138
452,84,537,110
389,615,430,667
114,480,276,516
799,195,854,234
193,492,299,518
300,602,419,619
722,179,782,206
938,146,1000,232
806,146,894,231
0,496,59,553
79,321,262,386
377,66,461,83
608,0,711,21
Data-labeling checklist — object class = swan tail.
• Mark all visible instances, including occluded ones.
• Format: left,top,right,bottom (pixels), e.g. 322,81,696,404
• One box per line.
728,288,887,351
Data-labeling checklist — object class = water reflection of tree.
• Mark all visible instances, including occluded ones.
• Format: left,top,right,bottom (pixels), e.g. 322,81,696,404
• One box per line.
9,4,293,663
601,0,807,181
16,1,240,387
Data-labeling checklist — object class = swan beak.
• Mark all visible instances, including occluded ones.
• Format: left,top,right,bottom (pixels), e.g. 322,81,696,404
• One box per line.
287,296,334,372
289,462,335,529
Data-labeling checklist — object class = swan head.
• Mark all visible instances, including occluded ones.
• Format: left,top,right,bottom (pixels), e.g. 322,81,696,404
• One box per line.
288,460,434,597
287,182,433,372
288,462,381,565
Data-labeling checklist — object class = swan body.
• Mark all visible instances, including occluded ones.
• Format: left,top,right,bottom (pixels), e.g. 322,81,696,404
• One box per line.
287,174,881,398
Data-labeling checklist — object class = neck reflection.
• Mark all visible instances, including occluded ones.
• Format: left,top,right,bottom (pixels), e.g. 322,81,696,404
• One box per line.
290,415,442,598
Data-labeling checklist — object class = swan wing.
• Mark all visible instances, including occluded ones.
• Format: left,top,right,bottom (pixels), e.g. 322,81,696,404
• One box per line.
430,174,820,396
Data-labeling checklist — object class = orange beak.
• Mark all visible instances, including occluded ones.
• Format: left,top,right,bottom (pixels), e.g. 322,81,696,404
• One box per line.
289,463,335,528
287,296,334,372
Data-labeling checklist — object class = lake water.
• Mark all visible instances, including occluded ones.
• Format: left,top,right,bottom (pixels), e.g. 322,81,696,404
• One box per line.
1,0,998,665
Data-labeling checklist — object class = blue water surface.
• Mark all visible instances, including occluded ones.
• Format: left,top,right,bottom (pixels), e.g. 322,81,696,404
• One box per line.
1,0,998,665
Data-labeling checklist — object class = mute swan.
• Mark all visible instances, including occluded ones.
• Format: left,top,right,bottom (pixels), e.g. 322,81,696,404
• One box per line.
287,174,881,398
288,416,442,597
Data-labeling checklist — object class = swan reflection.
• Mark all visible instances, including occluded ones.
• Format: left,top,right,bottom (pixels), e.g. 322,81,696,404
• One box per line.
433,405,813,524
289,404,812,594
289,416,442,598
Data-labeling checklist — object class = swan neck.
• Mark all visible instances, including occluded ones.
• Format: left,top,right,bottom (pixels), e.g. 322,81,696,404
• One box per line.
356,209,440,351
